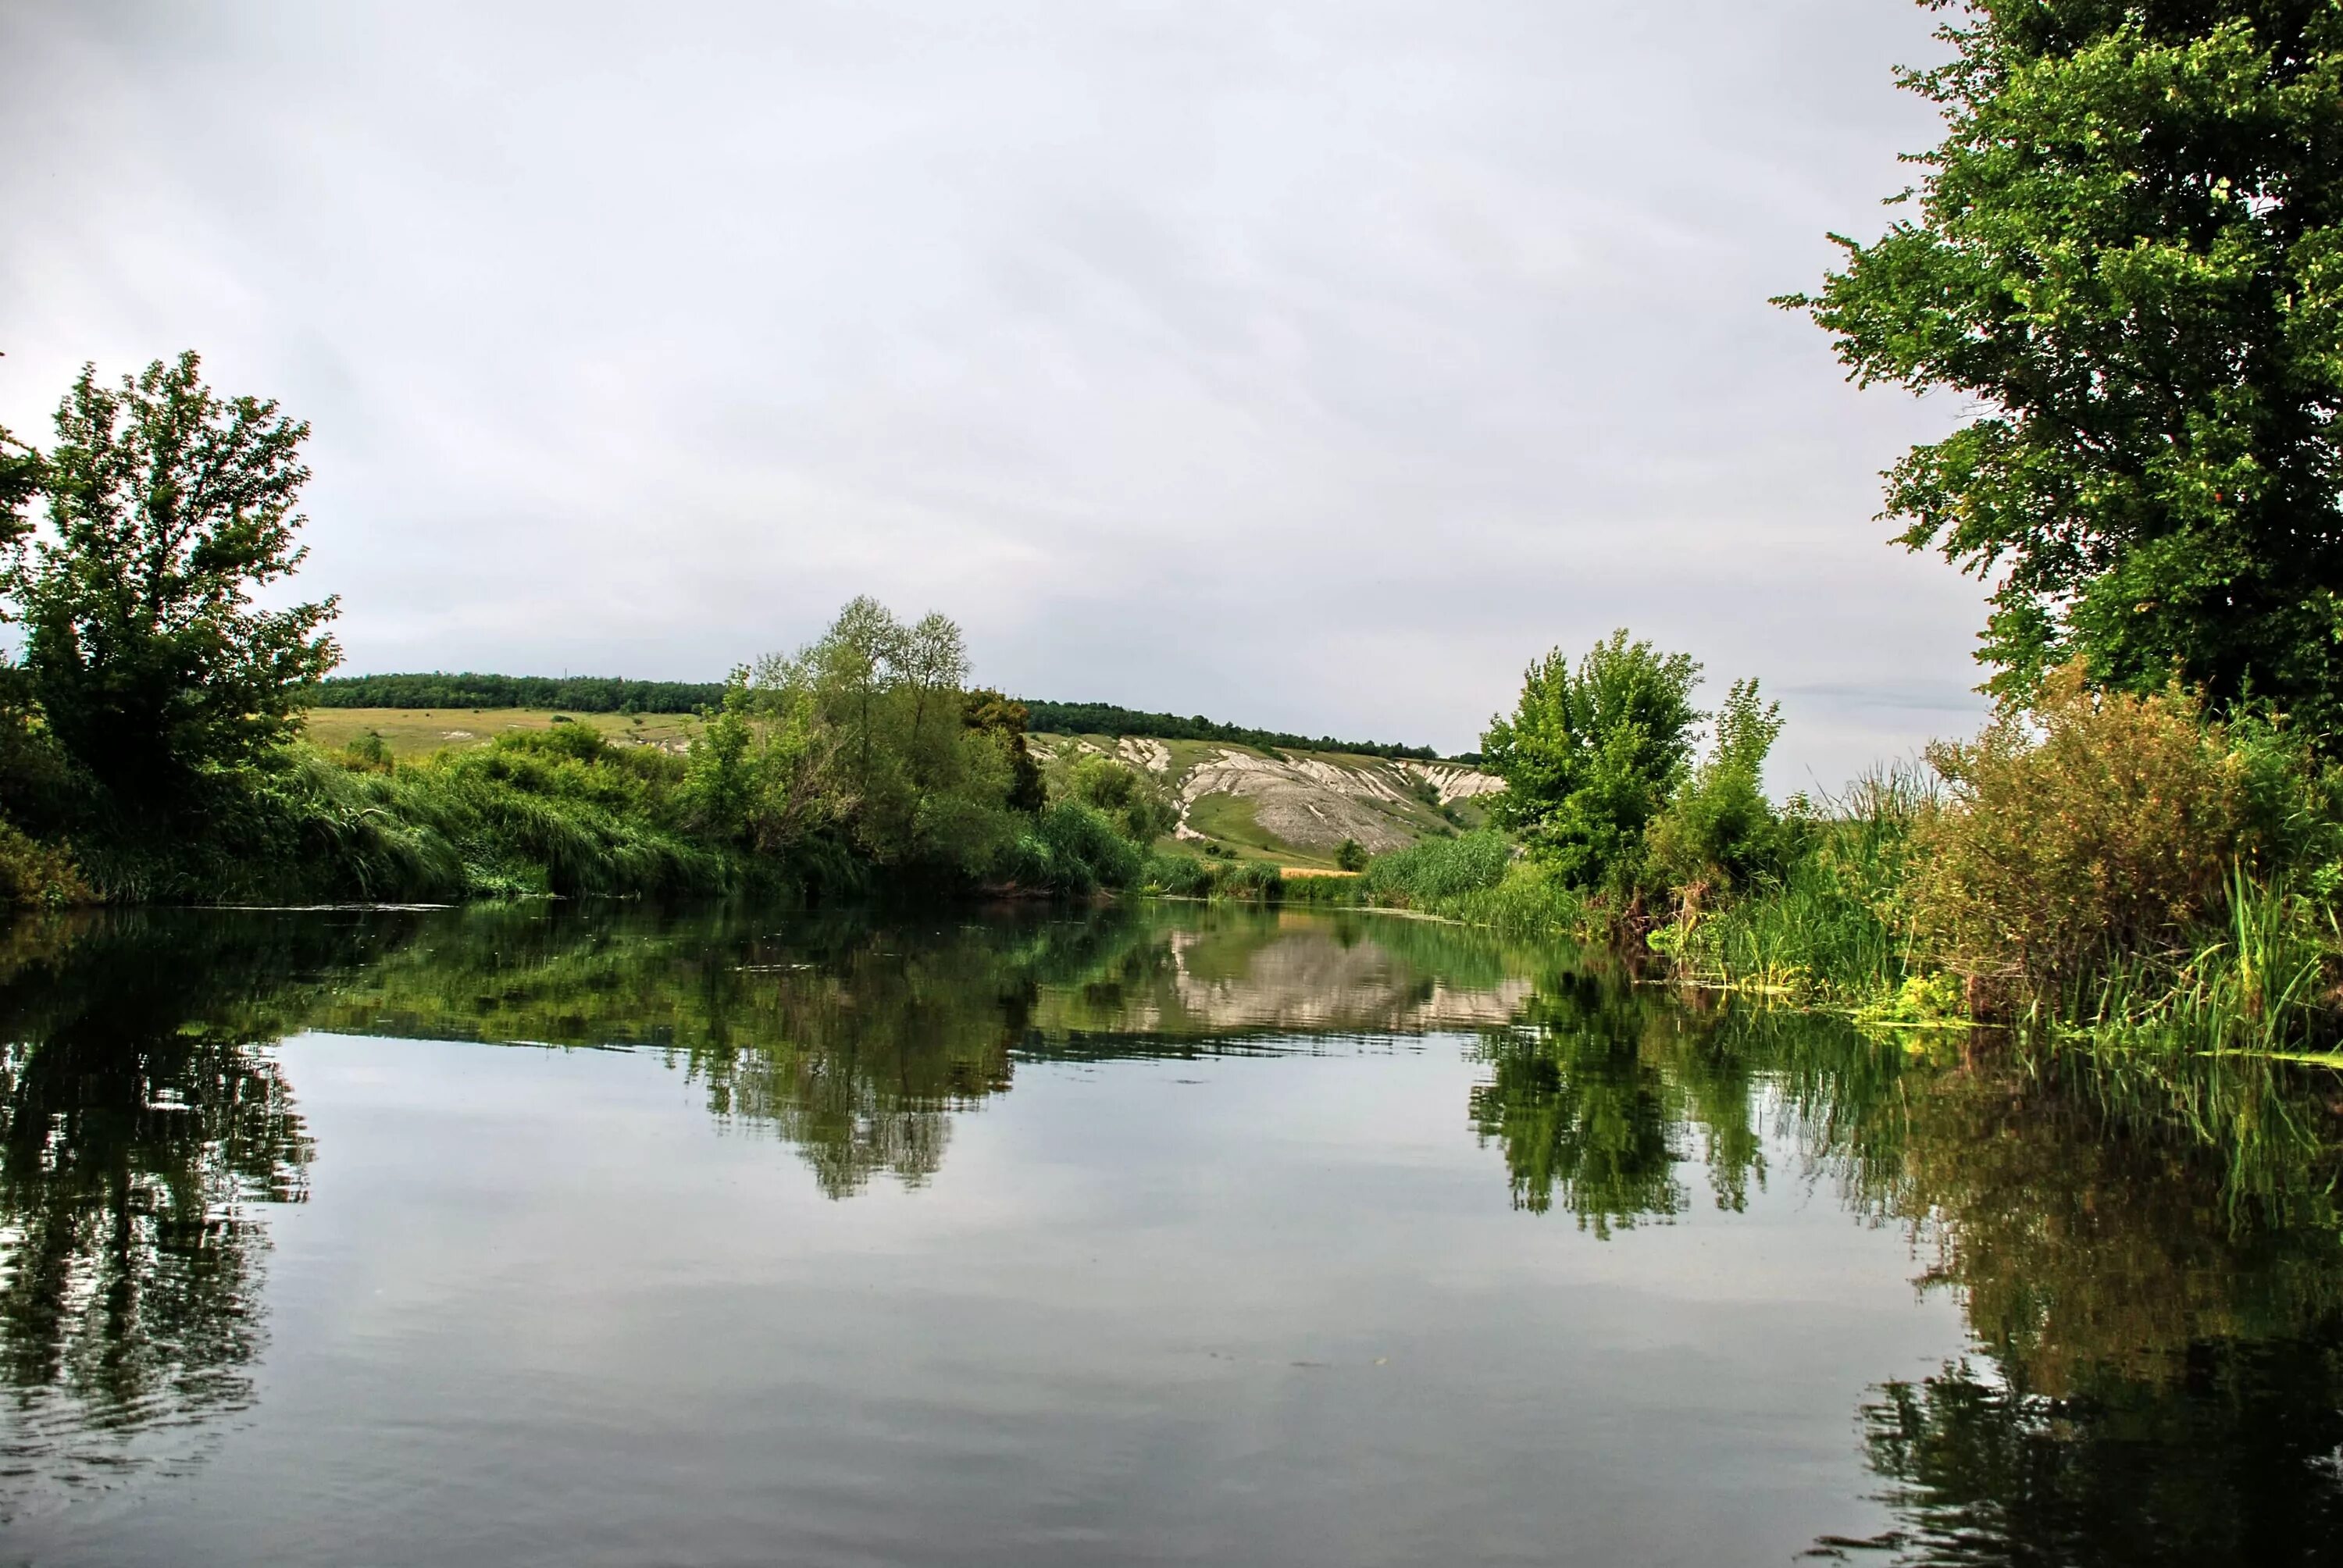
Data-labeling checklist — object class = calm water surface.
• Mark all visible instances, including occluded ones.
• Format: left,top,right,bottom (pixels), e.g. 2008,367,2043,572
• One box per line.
0,902,2337,1566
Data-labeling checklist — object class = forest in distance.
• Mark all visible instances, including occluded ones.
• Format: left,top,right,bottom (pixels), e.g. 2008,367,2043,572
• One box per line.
309,674,1457,762
1,0,2342,1069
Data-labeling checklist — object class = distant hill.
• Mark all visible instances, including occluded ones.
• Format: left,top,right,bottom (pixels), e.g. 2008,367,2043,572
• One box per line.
312,675,1460,759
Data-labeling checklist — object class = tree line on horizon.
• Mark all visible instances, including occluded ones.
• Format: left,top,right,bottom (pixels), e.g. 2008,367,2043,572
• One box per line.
309,675,1457,761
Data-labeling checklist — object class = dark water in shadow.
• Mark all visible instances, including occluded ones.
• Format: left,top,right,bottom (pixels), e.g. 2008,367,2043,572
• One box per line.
0,901,2335,1566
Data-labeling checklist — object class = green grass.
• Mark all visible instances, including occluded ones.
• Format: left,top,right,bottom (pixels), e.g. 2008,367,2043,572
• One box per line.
301,707,704,761
1181,793,1299,863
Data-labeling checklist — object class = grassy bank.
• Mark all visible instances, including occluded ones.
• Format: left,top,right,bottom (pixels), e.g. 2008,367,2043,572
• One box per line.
1331,679,2343,1058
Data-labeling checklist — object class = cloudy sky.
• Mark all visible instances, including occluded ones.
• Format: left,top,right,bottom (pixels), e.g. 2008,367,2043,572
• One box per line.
0,0,1987,784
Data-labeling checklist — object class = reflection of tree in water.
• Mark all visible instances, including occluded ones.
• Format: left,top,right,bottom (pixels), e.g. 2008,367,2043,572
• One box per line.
305,904,1145,1199
0,911,415,1502
1466,976,1787,1234
308,900,1549,1199
686,935,1029,1198
1836,1055,2343,1566
5,898,2338,1554
1459,975,2343,1562
1859,1336,2343,1567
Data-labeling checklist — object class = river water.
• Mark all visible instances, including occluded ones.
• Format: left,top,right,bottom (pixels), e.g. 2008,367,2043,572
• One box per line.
0,901,2334,1566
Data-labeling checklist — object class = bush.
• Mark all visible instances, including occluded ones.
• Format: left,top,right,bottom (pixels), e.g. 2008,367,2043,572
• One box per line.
339,729,394,772
1480,629,1702,897
996,800,1142,894
1210,860,1283,901
1064,755,1177,843
1140,849,1215,896
1646,679,1798,903
0,820,90,907
1670,764,1932,1002
1909,664,2245,1002
1334,838,1368,872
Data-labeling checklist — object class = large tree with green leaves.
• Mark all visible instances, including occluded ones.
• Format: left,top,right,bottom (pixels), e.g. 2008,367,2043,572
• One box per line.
1784,2,2343,728
5,353,340,798
1481,630,1703,896
0,426,37,550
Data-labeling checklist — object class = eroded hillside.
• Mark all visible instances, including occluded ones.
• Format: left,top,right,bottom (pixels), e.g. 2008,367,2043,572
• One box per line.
1033,733,1501,866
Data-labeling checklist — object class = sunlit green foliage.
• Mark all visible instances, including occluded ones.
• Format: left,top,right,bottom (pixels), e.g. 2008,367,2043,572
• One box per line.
1480,630,1703,900
1669,765,1932,1003
1062,754,1177,843
1783,1,2343,730
1362,829,1513,906
1646,678,1796,900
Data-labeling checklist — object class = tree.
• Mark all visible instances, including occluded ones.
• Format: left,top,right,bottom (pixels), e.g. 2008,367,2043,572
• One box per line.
1646,679,1794,900
1782,2,2343,730
803,595,911,806
0,424,37,551
1480,630,1703,895
900,611,969,761
755,598,1017,867
6,354,340,797
964,690,1046,813
1065,754,1176,843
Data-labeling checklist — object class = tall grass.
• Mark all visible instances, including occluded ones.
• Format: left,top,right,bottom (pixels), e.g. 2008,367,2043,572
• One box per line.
2068,868,2336,1054
1669,765,1931,1002
59,733,739,904
1355,830,1595,940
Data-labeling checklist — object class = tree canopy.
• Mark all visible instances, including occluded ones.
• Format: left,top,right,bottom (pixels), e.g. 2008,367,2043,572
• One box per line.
5,353,340,797
1481,630,1704,895
1784,1,2343,730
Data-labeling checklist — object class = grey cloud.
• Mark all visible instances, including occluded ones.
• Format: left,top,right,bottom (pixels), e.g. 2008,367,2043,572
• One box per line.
0,0,1987,786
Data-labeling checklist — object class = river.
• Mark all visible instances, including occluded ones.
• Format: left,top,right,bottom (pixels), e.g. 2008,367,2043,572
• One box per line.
0,901,2333,1566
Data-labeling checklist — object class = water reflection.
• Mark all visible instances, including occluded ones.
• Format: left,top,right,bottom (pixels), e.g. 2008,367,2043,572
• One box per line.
1469,964,2343,1560
0,902,2336,1561
1840,1053,2343,1565
0,911,417,1499
294,903,1550,1197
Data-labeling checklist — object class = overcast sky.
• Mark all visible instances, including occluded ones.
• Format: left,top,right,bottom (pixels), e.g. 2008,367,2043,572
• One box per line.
0,0,1986,783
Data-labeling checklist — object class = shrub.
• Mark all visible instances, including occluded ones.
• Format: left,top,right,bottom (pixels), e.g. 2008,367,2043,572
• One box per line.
1140,849,1215,896
0,821,90,907
1334,838,1368,872
1908,664,2245,1002
1646,679,1796,903
1064,755,1177,843
996,800,1142,893
339,729,394,772
1210,860,1283,900
1670,764,1933,1002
